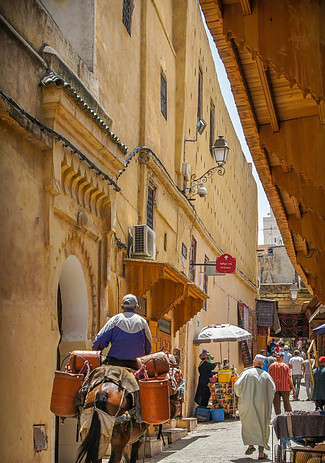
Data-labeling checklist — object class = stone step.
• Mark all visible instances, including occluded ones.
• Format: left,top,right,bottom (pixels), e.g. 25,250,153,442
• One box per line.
176,417,198,432
137,437,163,458
162,418,177,428
161,427,188,444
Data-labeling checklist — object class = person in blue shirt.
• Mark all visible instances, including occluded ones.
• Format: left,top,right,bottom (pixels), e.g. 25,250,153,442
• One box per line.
92,294,152,370
260,350,269,372
283,345,292,366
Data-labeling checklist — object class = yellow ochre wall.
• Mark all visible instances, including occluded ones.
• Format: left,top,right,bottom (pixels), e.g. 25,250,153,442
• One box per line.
0,0,257,461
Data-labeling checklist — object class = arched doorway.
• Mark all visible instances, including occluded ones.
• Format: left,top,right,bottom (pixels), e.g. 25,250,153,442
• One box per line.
55,255,89,463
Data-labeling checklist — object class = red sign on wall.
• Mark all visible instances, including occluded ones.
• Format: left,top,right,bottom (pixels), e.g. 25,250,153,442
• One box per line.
216,253,236,273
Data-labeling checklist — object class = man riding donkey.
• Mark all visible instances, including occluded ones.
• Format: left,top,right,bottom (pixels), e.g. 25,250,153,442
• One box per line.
92,293,153,369
76,294,179,463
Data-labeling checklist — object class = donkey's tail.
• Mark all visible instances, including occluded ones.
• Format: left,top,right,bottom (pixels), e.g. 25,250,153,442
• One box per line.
76,384,108,463
76,409,101,463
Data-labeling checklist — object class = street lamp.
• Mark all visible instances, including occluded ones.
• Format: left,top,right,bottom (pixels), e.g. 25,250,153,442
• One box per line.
183,135,230,198
290,281,299,300
210,135,230,172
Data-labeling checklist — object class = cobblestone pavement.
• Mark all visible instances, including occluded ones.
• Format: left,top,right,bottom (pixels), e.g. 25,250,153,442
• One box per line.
144,382,316,463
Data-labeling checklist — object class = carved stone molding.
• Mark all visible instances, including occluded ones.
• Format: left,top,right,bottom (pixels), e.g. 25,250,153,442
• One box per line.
55,231,98,334
61,153,110,218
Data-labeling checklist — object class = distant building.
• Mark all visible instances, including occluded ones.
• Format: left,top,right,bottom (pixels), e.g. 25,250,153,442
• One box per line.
257,210,312,342
263,209,283,246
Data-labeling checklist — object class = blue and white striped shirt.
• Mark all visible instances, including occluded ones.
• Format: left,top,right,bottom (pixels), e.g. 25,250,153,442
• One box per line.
92,309,152,360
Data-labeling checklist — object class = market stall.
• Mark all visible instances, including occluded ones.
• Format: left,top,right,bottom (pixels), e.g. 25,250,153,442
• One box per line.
193,324,251,422
209,368,238,418
272,411,325,462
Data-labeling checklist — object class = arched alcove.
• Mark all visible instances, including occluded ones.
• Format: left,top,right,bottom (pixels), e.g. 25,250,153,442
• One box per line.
59,255,88,342
56,255,89,463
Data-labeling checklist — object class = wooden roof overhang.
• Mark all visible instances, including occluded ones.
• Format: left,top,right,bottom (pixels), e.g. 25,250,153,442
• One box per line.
123,259,207,334
200,0,325,303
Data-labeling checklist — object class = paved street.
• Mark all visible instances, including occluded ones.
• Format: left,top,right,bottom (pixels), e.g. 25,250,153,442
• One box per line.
143,382,315,463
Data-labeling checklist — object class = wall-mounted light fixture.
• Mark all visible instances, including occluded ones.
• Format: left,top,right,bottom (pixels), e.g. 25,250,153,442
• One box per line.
290,280,299,300
183,135,230,199
196,118,207,135
182,119,207,191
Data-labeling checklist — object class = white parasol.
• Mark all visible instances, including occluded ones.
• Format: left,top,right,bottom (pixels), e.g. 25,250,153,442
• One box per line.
193,323,252,344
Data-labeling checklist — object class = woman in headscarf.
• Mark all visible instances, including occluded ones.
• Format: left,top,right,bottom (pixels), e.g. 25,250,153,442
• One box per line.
194,350,218,407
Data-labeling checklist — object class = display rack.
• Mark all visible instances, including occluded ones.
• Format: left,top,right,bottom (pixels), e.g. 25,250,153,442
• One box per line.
209,381,238,418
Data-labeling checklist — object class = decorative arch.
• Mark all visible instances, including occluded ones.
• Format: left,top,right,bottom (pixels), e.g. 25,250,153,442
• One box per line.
53,231,98,338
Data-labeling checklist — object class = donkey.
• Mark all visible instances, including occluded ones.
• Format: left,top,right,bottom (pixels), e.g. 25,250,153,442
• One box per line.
76,362,185,463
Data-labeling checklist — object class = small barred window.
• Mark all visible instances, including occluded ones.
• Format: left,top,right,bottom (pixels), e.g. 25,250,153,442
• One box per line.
161,72,167,120
147,186,154,230
197,66,203,121
210,101,215,156
122,0,134,36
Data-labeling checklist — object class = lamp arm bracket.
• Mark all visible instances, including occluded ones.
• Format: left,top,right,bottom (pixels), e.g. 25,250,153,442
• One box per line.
190,164,225,185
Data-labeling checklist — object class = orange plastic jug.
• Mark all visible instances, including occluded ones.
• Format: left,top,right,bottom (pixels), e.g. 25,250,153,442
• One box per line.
69,350,102,373
50,371,84,417
139,377,170,425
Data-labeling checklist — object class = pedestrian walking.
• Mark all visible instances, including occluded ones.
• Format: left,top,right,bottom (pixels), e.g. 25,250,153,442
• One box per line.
289,350,304,400
312,356,325,411
274,341,281,354
234,354,275,461
92,293,152,370
268,338,276,355
260,349,268,372
267,352,276,366
268,352,295,415
194,350,218,407
297,338,304,350
283,345,292,366
302,356,314,401
300,349,307,360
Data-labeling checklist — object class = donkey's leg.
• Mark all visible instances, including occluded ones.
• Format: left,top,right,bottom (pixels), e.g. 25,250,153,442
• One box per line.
130,440,143,463
109,424,130,463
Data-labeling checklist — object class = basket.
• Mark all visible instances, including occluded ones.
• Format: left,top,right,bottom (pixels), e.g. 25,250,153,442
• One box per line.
218,370,232,383
290,446,325,463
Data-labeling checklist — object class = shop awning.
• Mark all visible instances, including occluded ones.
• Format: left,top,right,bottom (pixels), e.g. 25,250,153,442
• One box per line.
199,1,325,304
123,259,207,332
302,296,325,324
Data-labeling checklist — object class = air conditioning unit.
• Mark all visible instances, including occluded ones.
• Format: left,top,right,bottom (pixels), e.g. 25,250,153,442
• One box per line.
132,224,156,259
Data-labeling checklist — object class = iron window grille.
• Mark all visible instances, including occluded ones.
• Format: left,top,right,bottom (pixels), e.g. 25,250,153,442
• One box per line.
197,66,203,121
210,101,215,156
203,255,209,310
161,72,167,120
122,0,134,36
147,186,154,230
189,237,197,282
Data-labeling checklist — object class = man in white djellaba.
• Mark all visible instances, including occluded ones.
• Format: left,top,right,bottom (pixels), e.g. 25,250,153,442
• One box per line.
234,355,276,461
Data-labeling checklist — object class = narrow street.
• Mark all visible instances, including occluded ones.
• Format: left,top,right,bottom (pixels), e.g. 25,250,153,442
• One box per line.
135,385,314,463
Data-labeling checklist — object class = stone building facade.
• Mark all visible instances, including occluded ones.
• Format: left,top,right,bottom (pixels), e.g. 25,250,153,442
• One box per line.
257,211,312,345
0,1,257,461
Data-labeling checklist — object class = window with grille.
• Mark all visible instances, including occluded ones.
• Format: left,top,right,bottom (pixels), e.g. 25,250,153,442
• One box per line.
203,255,209,310
197,66,203,121
122,0,134,36
147,186,154,229
210,101,215,156
189,237,197,282
161,72,167,120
